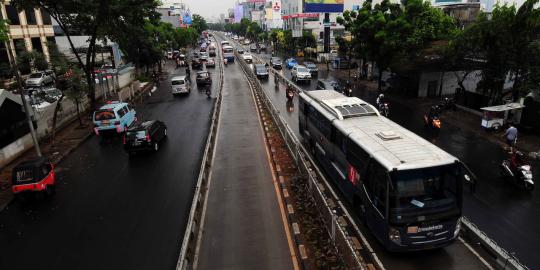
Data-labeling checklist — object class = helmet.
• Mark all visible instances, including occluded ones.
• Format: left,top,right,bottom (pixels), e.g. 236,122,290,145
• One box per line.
379,94,384,98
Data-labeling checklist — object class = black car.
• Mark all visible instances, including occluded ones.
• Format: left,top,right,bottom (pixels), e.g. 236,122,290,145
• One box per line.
316,79,344,92
270,57,282,69
260,44,267,52
238,48,245,54
192,59,202,70
124,120,167,155
196,71,212,85
253,64,269,79
250,44,257,52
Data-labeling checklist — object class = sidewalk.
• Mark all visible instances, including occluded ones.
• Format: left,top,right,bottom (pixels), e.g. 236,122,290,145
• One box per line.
327,67,540,156
196,56,295,269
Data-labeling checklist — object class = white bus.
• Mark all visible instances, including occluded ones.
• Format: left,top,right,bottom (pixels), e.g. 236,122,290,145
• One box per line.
298,90,471,252
222,45,234,63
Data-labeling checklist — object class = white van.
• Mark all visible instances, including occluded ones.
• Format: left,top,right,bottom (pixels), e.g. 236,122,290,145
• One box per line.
171,76,190,95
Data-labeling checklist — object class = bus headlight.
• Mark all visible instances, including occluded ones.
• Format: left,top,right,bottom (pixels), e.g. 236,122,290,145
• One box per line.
454,218,462,238
389,227,401,244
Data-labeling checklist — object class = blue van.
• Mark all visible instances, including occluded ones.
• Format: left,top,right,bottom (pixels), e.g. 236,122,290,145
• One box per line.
93,101,136,136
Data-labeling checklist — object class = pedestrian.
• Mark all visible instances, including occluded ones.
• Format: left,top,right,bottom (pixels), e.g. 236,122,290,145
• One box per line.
503,124,518,147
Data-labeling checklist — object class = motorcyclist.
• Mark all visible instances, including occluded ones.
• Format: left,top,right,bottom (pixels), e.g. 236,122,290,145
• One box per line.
376,94,386,108
286,85,294,100
427,106,439,125
224,58,228,66
185,65,191,80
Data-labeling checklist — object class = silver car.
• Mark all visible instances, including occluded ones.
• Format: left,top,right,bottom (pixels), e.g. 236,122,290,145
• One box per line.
25,71,55,87
171,76,190,95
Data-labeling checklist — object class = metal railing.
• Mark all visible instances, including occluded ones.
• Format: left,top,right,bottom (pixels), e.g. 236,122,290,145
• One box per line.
176,33,225,270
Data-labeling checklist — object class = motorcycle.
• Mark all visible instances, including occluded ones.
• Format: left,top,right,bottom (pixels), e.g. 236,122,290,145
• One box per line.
424,114,441,130
439,97,456,111
344,87,352,97
378,102,390,117
501,150,534,191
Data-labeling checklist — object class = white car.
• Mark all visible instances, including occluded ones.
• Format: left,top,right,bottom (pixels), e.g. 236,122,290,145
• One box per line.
243,39,251,45
26,71,55,87
292,65,312,83
171,76,190,95
242,53,253,63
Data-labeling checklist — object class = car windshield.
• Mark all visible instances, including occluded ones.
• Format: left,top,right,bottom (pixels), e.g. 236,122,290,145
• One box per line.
127,130,147,139
29,73,43,79
392,164,459,209
256,66,267,72
172,80,184,85
197,73,209,78
297,67,309,73
305,63,315,68
94,110,116,121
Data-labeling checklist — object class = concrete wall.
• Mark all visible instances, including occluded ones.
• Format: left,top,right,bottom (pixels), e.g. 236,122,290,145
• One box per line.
418,70,514,97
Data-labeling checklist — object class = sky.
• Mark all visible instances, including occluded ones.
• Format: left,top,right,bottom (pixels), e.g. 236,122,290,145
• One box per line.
161,0,237,21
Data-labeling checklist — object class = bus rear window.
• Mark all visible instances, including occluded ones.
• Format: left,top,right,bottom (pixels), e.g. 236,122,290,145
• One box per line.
15,169,34,183
95,110,116,121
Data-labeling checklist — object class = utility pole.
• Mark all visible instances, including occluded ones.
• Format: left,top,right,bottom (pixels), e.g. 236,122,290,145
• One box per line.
6,36,42,157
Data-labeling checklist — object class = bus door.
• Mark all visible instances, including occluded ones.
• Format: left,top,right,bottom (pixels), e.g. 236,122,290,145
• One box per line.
364,162,389,243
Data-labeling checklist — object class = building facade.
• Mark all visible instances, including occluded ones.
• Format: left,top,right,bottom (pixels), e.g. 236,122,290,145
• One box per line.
0,1,55,71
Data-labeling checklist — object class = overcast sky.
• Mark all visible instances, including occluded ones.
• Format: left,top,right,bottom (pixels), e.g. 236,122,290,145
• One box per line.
162,0,237,21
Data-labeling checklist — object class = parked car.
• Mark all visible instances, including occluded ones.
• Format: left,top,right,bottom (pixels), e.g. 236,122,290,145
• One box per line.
285,58,298,69
253,64,269,80
93,101,136,136
196,70,212,86
124,120,167,155
291,65,312,83
270,57,283,69
243,53,253,63
206,58,216,68
303,62,318,76
26,71,55,87
171,76,190,95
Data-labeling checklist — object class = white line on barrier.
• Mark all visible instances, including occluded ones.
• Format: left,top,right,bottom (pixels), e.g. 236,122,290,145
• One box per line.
459,237,494,270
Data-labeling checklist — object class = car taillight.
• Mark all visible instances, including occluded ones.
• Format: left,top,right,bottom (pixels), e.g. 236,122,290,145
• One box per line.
146,134,151,142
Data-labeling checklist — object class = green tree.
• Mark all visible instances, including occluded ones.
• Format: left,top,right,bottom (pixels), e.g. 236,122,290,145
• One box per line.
11,0,160,109
191,14,208,34
338,0,457,90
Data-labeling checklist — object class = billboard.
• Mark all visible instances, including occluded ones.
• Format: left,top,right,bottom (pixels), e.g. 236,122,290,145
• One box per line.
304,0,344,13
234,5,243,23
182,10,192,25
272,0,281,20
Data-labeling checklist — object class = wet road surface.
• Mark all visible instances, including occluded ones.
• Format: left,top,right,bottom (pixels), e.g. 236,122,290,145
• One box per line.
0,61,216,270
196,49,294,270
232,42,538,269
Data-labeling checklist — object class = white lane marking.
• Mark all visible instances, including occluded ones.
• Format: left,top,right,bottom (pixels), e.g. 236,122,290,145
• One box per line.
459,237,495,270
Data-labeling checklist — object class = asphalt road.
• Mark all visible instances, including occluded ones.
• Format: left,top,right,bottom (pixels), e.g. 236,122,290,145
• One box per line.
227,41,538,269
0,61,217,270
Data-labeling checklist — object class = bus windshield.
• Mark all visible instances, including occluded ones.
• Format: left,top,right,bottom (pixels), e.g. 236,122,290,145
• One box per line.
223,48,233,53
391,164,459,210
